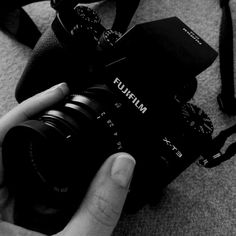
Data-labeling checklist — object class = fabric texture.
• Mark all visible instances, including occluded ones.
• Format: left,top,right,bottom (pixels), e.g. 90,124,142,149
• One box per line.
0,0,236,235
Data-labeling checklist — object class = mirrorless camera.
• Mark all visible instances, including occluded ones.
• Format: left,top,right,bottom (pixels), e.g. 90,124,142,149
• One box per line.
2,5,217,234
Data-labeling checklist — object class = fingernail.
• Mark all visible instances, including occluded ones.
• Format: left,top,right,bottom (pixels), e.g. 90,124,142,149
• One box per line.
111,153,136,188
47,82,69,95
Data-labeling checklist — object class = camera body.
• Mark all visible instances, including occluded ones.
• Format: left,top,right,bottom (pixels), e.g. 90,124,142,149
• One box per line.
3,5,217,234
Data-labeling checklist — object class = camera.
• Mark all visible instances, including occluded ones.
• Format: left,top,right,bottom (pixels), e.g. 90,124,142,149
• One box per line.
2,5,217,234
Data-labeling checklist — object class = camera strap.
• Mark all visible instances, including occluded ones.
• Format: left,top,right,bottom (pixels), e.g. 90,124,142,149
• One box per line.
198,123,236,168
217,0,236,115
198,0,236,168
50,0,140,34
51,0,81,12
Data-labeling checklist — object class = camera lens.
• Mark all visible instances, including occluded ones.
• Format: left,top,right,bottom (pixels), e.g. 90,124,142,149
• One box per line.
2,85,123,208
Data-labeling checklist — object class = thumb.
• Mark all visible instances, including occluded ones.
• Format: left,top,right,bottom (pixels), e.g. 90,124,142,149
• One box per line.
57,152,136,236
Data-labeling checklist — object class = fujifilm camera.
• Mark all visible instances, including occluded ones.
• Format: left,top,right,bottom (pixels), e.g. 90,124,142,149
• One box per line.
2,5,217,234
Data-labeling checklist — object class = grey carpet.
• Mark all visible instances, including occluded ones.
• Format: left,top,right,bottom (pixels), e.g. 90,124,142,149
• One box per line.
0,0,236,235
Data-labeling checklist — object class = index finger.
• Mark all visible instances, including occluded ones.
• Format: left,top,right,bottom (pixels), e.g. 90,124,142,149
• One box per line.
0,83,69,144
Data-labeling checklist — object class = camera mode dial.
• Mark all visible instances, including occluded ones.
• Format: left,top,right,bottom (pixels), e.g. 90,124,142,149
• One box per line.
180,103,213,138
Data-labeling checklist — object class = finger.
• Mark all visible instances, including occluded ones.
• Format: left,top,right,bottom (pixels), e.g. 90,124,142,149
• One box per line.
58,152,136,236
0,82,69,143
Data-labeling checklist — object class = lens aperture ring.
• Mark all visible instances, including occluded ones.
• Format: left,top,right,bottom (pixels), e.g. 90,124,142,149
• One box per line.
96,110,123,151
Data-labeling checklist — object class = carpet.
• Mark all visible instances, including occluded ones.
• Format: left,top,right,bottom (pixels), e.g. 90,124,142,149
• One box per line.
0,0,236,235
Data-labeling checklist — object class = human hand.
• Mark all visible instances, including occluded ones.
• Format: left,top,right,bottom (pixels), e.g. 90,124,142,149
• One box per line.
0,82,135,236
0,82,71,224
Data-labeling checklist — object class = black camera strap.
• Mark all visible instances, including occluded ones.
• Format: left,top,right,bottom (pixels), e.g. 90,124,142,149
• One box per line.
198,123,236,167
198,0,236,167
51,0,140,34
217,0,236,115
51,0,82,12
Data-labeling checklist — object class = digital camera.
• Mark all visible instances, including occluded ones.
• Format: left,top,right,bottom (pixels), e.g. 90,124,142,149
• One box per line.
2,5,217,234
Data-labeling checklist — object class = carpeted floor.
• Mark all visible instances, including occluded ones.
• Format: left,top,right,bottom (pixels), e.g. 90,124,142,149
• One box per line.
0,0,236,235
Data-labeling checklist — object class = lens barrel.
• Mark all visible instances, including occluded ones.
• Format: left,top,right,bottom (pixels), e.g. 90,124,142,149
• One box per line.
3,85,123,208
